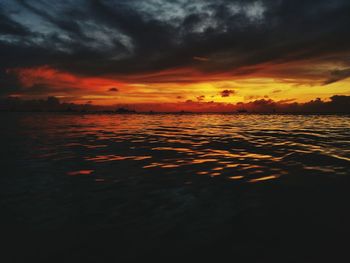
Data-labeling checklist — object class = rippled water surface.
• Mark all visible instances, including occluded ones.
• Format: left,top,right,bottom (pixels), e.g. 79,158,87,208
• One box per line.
1,113,350,262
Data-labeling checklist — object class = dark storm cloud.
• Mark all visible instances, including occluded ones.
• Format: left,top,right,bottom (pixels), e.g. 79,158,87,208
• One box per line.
220,89,236,97
108,87,119,92
1,0,350,95
324,68,350,85
196,95,205,102
0,9,30,36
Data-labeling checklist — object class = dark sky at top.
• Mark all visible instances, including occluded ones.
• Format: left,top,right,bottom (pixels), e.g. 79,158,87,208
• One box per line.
1,0,350,99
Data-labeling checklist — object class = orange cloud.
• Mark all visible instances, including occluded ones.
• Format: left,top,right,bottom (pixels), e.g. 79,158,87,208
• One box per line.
10,66,125,91
7,63,350,107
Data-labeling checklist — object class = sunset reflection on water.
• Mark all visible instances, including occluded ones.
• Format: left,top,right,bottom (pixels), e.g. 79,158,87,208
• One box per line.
1,113,350,262
5,113,349,184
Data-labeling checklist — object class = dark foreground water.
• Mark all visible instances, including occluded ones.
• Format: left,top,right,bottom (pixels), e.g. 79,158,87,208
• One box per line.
1,113,350,262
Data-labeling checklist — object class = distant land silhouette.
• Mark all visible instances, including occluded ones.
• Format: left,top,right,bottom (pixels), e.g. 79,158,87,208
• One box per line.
0,95,350,114
0,96,136,113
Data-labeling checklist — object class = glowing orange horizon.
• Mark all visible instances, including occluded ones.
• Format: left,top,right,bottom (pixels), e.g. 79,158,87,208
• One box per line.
7,64,350,111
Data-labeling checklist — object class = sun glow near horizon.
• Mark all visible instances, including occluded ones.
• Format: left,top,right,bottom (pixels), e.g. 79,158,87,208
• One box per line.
8,65,350,109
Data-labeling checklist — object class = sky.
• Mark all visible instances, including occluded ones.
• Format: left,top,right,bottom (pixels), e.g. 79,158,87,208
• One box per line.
1,0,350,111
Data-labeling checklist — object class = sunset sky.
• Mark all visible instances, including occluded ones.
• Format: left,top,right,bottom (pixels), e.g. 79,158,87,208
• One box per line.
1,0,350,111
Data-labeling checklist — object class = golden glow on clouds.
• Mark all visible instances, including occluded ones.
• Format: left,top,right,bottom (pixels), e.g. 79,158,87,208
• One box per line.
9,65,350,107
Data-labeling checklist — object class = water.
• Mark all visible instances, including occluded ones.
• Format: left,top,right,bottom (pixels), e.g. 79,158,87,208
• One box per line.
1,113,350,262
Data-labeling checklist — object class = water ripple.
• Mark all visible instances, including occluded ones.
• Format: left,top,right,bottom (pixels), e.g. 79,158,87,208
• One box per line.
2,114,349,185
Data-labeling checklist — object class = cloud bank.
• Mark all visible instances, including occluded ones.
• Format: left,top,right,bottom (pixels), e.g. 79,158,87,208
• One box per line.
0,0,350,99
